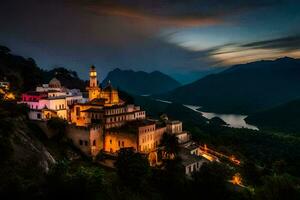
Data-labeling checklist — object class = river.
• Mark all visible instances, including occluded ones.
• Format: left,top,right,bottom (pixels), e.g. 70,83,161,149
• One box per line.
154,99,258,130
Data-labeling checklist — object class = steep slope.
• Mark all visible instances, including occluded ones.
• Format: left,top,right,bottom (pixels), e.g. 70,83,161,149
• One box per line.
161,57,300,114
0,102,55,196
103,68,181,95
245,99,300,134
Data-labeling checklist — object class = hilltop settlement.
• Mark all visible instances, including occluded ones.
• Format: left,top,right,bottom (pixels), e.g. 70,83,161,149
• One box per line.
19,66,215,175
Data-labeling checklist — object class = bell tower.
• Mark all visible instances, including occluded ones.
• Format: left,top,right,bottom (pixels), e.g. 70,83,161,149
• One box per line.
89,65,98,87
87,65,101,100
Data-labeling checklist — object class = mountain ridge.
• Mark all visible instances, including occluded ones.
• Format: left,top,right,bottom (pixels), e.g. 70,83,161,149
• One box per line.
159,57,300,114
103,68,181,95
245,98,300,134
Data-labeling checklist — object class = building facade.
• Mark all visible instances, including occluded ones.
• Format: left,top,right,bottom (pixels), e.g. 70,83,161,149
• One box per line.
20,66,210,172
20,78,84,121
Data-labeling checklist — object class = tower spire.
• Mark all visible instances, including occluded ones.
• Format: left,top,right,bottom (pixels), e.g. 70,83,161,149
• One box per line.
89,65,97,87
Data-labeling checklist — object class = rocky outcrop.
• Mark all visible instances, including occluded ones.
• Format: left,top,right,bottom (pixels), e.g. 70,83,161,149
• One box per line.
10,119,56,173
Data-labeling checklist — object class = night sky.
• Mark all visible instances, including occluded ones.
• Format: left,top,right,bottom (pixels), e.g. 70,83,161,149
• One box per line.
1,0,300,81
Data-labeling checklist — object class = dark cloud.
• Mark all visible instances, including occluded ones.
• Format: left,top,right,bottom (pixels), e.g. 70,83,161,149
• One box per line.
84,0,280,27
0,0,296,80
241,35,300,51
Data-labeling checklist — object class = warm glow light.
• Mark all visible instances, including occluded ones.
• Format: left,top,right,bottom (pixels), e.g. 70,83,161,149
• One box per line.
230,173,243,186
201,153,214,161
5,92,15,100
90,71,97,77
211,48,300,66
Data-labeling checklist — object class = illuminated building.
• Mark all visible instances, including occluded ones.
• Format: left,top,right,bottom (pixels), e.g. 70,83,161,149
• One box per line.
0,81,10,90
0,80,15,100
19,66,210,167
20,78,84,120
166,120,190,144
86,65,120,106
180,148,209,176
103,120,166,154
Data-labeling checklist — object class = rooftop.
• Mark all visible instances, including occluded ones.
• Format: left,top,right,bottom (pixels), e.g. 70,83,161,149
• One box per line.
179,148,205,166
166,120,182,125
24,91,47,96
90,98,106,104
81,107,103,113
107,120,155,133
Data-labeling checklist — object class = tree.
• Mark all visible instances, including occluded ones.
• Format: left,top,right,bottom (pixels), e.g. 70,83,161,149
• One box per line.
160,132,179,159
46,161,104,199
256,174,300,200
46,117,67,139
240,160,262,186
272,160,287,175
0,45,10,54
192,162,232,199
115,148,151,189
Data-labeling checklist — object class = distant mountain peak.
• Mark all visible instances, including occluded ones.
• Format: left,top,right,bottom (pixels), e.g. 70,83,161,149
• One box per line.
160,56,300,114
276,56,297,62
103,68,181,95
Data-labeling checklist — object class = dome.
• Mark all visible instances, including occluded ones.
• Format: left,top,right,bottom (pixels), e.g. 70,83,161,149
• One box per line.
49,77,61,88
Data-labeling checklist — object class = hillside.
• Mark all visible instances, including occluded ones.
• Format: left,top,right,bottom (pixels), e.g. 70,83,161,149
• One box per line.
245,99,300,134
133,95,208,126
103,68,181,95
42,68,86,91
0,102,55,196
160,57,300,114
0,46,44,92
0,45,86,93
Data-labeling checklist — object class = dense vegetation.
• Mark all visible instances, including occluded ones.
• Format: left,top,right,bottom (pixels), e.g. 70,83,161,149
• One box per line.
103,68,181,95
246,99,300,134
160,57,300,114
0,45,86,95
0,45,44,92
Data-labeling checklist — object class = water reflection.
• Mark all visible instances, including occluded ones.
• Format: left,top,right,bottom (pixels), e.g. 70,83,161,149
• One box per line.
184,105,258,130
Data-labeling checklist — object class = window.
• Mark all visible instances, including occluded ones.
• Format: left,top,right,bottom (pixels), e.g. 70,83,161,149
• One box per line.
93,140,96,146
79,140,83,145
37,113,41,119
110,139,112,144
76,107,80,116
85,141,88,146
118,141,120,147
122,141,124,147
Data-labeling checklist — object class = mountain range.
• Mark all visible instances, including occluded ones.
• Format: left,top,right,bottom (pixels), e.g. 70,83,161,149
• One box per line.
159,57,300,114
102,68,181,95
